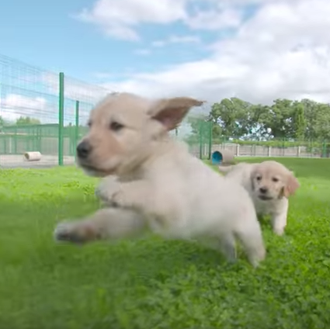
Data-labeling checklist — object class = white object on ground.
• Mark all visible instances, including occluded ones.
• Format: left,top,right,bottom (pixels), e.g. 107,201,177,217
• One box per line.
24,151,42,161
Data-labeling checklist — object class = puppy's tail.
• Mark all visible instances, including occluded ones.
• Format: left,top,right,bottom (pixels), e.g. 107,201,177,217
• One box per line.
218,165,233,175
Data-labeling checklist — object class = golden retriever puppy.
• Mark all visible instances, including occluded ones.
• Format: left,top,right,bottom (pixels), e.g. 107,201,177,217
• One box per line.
218,161,300,235
54,93,266,267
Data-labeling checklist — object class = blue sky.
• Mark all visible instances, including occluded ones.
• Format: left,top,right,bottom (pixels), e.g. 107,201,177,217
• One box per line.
0,0,255,83
1,0,138,81
1,0,195,81
1,0,330,125
0,0,256,125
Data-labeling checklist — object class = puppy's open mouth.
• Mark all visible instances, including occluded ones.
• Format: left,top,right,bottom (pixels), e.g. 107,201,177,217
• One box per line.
258,195,273,201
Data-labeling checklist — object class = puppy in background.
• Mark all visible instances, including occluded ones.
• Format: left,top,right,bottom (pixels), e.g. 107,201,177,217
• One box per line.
54,92,266,267
218,161,300,236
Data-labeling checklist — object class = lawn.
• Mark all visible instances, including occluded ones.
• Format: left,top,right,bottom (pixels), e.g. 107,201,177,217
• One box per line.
1,157,330,329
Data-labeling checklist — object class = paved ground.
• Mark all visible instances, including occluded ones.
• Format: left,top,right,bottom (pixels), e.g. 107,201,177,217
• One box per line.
0,153,325,170
0,155,76,168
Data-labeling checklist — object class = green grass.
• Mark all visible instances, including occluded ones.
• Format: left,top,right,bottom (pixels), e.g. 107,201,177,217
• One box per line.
1,158,330,329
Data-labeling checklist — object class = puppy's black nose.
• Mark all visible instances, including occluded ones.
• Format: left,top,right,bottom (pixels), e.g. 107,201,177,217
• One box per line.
259,187,268,194
76,141,91,159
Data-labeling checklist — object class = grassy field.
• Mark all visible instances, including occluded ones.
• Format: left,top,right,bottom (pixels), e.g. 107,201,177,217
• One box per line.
1,157,330,329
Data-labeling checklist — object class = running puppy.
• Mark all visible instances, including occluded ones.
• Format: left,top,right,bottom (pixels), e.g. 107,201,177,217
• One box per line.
54,92,266,267
218,161,300,235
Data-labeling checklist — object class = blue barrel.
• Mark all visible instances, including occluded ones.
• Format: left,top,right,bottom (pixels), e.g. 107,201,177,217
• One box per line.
211,149,235,165
211,151,223,165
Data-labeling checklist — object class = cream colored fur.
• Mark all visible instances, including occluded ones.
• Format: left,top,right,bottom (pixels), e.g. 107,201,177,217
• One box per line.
54,92,266,267
218,161,300,235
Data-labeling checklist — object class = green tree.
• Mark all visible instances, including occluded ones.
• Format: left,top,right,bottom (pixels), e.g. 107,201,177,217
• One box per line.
188,97,330,144
208,97,251,139
259,99,295,139
15,116,41,125
0,116,5,127
187,115,208,136
292,101,306,140
186,114,211,144
0,116,12,129
300,99,318,140
299,99,330,141
313,103,330,140
246,104,272,140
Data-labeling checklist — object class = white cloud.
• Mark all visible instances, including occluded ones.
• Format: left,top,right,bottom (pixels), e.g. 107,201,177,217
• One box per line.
75,0,244,40
187,6,242,30
102,0,330,105
3,94,47,110
151,35,200,48
93,72,114,79
0,76,112,124
134,49,151,56
39,72,110,105
1,94,48,122
76,0,188,41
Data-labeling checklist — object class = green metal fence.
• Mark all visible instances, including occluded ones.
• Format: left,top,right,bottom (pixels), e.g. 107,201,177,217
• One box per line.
0,54,212,168
2,53,325,168
0,54,109,167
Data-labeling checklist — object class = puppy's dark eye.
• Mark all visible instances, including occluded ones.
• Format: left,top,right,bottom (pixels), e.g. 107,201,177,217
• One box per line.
272,177,279,182
256,176,262,181
110,121,124,131
87,120,92,127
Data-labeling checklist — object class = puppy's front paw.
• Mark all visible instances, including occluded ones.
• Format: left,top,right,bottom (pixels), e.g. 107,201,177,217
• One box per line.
249,247,266,268
95,178,121,205
54,221,99,244
111,189,126,207
273,224,285,236
273,227,285,236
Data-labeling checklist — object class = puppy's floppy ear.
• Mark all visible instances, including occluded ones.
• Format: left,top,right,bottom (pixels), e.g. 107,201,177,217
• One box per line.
148,97,205,131
283,171,300,197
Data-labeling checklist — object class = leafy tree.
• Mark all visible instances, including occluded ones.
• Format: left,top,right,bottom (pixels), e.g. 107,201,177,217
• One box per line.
292,101,306,140
188,96,330,142
0,116,13,129
187,115,208,136
300,99,318,140
265,99,295,139
185,114,212,143
246,104,272,140
15,116,41,125
208,98,251,139
313,103,330,140
0,116,5,127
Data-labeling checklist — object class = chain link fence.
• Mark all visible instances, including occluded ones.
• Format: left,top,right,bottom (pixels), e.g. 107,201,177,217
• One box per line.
0,54,212,168
3,53,322,169
0,54,109,168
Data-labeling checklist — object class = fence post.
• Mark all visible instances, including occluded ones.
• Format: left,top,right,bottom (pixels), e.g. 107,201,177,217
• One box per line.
75,100,79,160
208,122,212,159
268,146,271,157
199,120,202,159
236,144,240,156
321,141,326,158
58,72,64,166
